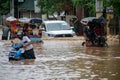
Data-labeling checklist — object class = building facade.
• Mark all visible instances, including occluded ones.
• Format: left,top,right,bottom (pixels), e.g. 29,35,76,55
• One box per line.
11,0,41,18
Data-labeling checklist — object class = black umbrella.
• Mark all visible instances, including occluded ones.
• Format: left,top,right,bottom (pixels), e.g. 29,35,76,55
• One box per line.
30,18,42,23
92,16,107,24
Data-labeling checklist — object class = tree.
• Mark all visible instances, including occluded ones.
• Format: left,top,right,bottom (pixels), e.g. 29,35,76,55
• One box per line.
37,0,67,15
71,0,96,17
37,0,95,17
0,0,10,16
103,0,120,16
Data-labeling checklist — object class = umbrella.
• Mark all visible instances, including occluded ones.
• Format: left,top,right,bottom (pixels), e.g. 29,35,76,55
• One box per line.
30,18,42,23
92,16,107,24
98,16,107,24
6,16,17,22
18,17,30,23
80,17,96,25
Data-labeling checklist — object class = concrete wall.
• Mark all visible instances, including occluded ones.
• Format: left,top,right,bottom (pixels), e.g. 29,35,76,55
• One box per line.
106,13,114,35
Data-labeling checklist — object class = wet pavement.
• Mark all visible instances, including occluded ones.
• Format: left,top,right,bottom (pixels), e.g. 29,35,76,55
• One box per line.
0,38,120,80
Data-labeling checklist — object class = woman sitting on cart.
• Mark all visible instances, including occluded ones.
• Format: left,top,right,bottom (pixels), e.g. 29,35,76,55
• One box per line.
83,21,95,46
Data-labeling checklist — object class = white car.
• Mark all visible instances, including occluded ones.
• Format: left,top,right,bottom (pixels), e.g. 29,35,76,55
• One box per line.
40,20,76,38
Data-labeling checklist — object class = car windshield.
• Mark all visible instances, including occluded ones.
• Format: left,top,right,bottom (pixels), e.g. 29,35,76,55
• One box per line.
45,22,71,31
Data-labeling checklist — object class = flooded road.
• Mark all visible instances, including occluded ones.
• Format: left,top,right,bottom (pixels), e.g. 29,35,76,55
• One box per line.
0,39,120,80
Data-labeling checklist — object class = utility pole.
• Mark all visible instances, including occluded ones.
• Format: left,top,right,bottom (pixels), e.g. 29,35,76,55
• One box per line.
11,0,14,17
119,17,120,44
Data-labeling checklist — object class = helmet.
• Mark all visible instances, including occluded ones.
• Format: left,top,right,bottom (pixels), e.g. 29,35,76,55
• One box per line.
17,31,23,40
17,31,23,36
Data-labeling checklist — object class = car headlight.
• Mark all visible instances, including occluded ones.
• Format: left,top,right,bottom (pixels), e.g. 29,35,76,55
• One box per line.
72,32,76,36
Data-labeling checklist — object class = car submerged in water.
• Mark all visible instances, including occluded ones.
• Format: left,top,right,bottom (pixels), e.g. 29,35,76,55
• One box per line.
39,20,76,38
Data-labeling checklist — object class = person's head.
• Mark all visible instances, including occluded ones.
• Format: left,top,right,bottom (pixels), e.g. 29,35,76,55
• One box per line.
17,31,23,40
81,21,88,25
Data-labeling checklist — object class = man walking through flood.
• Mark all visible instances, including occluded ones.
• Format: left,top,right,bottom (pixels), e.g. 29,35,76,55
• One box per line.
2,25,10,40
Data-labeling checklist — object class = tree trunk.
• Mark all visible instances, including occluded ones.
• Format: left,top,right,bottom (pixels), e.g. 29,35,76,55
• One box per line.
118,16,120,44
76,5,84,36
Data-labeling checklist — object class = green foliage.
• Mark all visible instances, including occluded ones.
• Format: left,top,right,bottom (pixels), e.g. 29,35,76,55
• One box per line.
37,0,120,16
37,0,66,14
110,0,120,16
0,0,10,15
103,0,120,16
71,0,96,16
72,0,93,7
37,0,96,16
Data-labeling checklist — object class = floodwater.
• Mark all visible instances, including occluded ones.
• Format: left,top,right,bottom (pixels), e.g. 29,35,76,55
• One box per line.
0,39,120,80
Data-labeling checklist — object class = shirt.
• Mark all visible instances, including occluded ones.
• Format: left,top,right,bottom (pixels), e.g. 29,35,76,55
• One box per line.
20,36,33,50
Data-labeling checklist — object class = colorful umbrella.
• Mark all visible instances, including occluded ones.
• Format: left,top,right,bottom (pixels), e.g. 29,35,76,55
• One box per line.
6,16,17,22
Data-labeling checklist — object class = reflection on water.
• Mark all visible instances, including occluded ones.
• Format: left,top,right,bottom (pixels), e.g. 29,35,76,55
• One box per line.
0,40,120,80
9,59,35,65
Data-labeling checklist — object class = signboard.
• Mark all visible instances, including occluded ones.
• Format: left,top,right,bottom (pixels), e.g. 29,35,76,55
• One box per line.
34,1,40,13
106,6,113,13
18,0,24,2
96,0,103,12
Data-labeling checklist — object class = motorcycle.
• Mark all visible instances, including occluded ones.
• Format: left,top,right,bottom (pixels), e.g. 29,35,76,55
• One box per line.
94,35,108,47
8,41,25,61
82,35,108,47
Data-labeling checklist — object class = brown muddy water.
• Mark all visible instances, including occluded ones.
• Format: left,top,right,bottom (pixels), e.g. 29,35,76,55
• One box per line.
0,39,120,80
